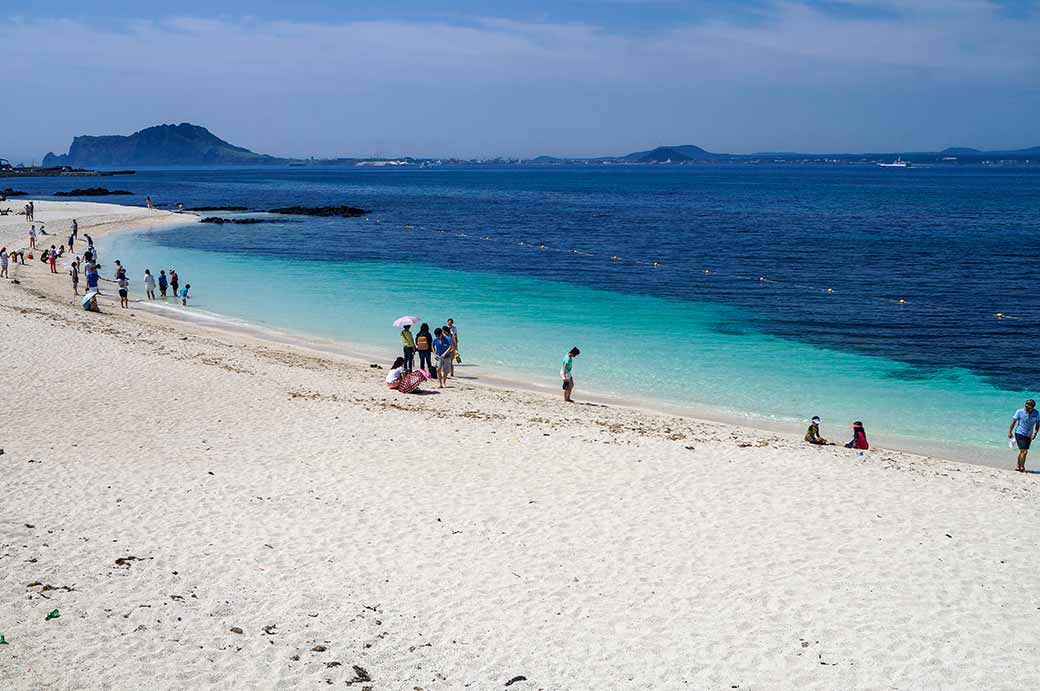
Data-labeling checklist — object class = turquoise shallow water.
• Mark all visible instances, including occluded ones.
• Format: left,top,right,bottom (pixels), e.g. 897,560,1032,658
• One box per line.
100,227,1026,460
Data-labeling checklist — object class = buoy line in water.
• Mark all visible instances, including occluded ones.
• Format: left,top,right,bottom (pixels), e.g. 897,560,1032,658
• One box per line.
383,218,1027,321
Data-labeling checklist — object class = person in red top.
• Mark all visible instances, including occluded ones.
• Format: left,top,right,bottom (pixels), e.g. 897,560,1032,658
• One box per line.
844,421,869,450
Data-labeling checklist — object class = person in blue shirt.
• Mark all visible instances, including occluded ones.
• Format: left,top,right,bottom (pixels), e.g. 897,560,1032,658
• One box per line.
1009,399,1040,472
432,327,451,389
180,283,191,306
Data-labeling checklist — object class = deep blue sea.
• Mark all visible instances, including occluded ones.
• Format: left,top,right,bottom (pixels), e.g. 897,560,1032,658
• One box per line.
18,164,1040,457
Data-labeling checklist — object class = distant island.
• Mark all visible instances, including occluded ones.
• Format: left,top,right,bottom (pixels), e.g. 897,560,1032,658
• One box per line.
35,122,1040,168
43,123,288,167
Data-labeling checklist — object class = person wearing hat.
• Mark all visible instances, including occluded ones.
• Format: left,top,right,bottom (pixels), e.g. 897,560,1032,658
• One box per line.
804,416,829,445
1009,399,1040,473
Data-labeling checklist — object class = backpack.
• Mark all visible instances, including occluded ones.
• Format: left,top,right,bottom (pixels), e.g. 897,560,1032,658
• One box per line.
416,334,429,350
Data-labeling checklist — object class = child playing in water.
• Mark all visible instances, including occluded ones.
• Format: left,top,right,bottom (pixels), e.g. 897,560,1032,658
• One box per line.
180,283,191,306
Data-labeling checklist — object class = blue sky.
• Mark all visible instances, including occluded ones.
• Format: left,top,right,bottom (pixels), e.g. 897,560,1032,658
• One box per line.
3,1,1038,161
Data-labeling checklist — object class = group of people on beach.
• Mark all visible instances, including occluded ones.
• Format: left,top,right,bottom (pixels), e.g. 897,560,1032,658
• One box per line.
0,210,194,311
804,417,870,450
804,399,1040,471
387,320,462,392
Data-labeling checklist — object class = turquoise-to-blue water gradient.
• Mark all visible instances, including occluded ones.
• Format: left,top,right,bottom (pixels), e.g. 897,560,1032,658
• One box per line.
102,223,1029,460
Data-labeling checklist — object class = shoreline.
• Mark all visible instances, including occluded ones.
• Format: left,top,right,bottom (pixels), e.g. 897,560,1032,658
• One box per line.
4,198,1013,470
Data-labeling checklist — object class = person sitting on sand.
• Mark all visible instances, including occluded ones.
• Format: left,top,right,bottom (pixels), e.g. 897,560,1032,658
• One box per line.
82,292,100,313
1008,399,1040,473
805,416,830,445
561,347,580,403
844,421,869,450
386,356,431,394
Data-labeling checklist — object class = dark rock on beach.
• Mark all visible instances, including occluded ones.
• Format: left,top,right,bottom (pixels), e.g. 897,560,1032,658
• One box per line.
268,205,369,218
200,217,273,225
187,206,250,211
54,188,133,197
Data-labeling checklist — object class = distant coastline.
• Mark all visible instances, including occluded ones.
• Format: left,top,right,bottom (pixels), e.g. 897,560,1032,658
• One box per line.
31,122,1040,169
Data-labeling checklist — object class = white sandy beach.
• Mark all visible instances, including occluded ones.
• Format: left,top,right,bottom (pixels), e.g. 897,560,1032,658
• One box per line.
2,200,1040,690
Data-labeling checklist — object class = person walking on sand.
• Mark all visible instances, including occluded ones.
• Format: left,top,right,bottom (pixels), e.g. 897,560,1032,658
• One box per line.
561,347,580,403
401,323,415,373
29,201,34,221
0,247,9,279
415,323,433,374
48,245,58,273
144,269,156,300
70,259,80,295
805,416,831,445
169,269,179,299
1009,399,1040,472
28,224,36,250
180,283,191,306
158,270,168,297
433,327,451,388
146,196,153,210
71,219,78,238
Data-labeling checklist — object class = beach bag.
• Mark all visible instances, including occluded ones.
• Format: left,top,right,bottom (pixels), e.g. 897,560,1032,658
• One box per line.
416,334,429,350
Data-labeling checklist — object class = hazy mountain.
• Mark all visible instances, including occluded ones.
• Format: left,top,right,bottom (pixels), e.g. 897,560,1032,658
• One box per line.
43,123,288,167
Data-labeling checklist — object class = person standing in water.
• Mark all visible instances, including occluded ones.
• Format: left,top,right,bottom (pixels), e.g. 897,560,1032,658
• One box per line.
561,347,580,403
144,269,156,300
180,283,191,306
401,324,415,373
169,269,179,299
1009,399,1040,473
158,270,168,297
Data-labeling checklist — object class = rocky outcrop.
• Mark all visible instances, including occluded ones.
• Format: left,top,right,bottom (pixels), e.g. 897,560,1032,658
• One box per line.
53,188,132,196
268,205,369,218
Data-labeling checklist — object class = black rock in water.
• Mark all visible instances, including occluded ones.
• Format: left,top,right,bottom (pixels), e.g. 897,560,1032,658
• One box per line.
53,188,132,196
200,217,270,225
268,205,368,218
187,206,250,211
1,188,27,197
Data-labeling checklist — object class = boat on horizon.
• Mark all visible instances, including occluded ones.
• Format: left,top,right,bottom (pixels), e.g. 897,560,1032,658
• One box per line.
878,158,911,168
